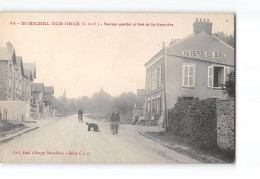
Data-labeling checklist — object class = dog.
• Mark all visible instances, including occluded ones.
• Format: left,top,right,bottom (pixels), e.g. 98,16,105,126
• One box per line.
86,122,100,132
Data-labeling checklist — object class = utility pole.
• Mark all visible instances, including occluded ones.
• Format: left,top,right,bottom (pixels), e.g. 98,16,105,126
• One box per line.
162,41,168,128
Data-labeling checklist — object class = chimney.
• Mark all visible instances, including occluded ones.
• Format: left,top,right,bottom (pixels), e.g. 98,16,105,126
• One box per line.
193,18,213,35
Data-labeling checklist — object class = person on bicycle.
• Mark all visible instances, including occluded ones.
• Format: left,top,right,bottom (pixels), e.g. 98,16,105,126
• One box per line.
78,108,83,122
110,108,120,133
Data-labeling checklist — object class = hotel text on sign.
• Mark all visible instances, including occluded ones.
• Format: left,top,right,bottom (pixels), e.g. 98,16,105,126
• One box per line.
182,50,226,58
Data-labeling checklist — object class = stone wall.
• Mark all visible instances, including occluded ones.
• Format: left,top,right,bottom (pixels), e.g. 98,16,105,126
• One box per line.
0,101,30,122
0,61,8,100
216,99,235,150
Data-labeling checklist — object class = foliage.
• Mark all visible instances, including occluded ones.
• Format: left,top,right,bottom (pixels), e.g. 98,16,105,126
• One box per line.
113,92,136,116
213,32,235,48
52,88,139,119
167,99,217,149
224,71,235,97
89,88,113,115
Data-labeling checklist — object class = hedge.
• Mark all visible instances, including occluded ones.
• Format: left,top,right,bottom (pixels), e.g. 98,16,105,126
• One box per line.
166,99,217,149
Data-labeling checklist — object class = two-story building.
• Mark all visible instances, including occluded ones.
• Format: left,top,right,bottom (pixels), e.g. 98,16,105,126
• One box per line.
144,18,235,127
0,42,17,101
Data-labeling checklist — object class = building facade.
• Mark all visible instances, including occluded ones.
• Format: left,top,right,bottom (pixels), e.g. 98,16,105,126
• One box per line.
33,83,44,119
23,63,37,119
144,18,235,127
14,56,24,101
0,42,17,101
43,86,54,117
0,42,57,121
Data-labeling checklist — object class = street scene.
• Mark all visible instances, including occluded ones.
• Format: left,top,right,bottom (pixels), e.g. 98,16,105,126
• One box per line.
0,115,203,164
0,13,235,164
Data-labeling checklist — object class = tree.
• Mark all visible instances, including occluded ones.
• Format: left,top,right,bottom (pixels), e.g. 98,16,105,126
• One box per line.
225,71,235,97
52,88,139,118
112,92,137,116
89,88,113,115
213,32,235,48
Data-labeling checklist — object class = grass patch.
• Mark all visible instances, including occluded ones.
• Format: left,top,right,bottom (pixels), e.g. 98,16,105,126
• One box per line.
0,120,24,132
147,131,235,163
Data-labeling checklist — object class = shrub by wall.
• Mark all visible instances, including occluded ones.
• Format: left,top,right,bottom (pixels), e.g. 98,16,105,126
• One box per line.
167,99,217,149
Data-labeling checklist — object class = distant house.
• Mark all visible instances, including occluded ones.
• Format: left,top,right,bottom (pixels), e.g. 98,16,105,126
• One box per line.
0,42,17,101
43,86,54,117
43,86,54,105
23,63,36,101
132,89,146,117
34,83,44,119
23,63,37,119
144,18,235,127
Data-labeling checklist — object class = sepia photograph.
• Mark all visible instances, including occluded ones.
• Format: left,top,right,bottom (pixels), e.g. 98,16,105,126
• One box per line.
0,12,235,164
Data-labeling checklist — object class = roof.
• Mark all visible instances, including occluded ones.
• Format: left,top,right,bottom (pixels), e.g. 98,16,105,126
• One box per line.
0,44,16,64
144,49,163,67
145,31,234,67
44,86,54,94
23,63,36,79
166,31,234,66
15,56,24,76
34,83,44,92
23,69,31,79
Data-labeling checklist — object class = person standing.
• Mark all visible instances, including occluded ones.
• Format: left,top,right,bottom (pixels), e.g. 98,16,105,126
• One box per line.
78,108,83,123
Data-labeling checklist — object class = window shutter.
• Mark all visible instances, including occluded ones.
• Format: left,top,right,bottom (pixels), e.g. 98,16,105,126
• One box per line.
224,67,230,83
208,66,213,87
183,65,189,86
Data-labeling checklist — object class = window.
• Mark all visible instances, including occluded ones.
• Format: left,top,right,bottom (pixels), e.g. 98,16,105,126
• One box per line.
183,64,195,87
152,98,156,114
208,66,230,88
147,73,151,92
156,96,161,116
147,100,151,116
157,66,161,88
152,70,157,90
183,96,194,101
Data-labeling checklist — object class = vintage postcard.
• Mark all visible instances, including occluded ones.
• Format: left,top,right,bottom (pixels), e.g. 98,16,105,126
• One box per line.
0,12,235,164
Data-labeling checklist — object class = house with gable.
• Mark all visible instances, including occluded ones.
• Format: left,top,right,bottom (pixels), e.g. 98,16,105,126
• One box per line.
144,18,235,127
0,42,17,101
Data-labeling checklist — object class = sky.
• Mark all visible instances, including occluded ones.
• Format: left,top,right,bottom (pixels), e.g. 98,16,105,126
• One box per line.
0,13,234,98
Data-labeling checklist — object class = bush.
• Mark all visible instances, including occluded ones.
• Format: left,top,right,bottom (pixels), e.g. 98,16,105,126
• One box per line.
0,120,24,132
167,99,217,149
225,71,235,97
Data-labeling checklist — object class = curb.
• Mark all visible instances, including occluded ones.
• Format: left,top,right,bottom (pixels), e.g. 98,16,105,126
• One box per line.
138,131,225,164
0,127,39,145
